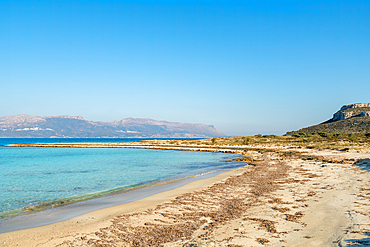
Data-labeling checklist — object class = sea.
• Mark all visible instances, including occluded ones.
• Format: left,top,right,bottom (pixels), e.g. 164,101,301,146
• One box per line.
0,138,243,220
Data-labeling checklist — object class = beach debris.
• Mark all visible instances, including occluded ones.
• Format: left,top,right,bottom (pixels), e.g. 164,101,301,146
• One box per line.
61,160,292,246
271,206,291,213
284,212,304,223
256,238,270,244
245,217,277,233
307,191,316,196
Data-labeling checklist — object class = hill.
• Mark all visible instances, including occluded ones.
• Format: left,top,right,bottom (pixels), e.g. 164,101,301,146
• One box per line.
287,103,370,135
0,115,225,138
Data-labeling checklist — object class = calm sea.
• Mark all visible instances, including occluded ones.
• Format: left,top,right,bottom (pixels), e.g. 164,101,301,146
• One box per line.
0,138,242,218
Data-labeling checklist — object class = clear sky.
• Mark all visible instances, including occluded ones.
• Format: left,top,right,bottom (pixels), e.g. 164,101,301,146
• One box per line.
1,0,369,136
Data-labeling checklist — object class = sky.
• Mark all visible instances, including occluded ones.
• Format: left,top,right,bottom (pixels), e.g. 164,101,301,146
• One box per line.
1,0,369,136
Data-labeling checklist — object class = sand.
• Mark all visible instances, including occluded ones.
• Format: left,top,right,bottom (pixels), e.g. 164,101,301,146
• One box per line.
1,145,370,246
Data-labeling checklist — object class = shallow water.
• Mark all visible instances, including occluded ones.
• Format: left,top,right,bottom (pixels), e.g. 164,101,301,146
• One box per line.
342,233,370,247
0,169,234,233
0,138,242,218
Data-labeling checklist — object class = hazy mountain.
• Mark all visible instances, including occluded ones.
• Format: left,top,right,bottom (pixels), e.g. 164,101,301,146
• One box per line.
286,103,370,135
0,114,225,138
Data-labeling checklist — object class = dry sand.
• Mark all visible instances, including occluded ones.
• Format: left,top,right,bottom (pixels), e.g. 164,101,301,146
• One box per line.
0,146,370,247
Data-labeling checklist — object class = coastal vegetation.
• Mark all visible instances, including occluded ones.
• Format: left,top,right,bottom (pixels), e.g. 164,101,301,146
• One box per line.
287,117,370,135
165,133,370,151
287,103,370,135
8,131,370,154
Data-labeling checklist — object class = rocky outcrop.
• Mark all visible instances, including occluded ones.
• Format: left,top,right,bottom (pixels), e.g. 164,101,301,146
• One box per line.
286,103,370,135
333,111,354,121
339,103,370,111
332,103,370,121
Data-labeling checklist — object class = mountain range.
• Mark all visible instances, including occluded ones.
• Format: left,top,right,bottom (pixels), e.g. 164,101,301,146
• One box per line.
0,114,225,138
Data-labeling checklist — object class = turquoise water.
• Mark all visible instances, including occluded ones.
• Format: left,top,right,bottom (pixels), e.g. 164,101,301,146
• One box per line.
0,138,242,217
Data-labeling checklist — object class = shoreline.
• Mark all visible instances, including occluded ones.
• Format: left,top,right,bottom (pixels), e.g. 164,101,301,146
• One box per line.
1,141,370,246
1,142,244,225
0,165,249,247
0,167,243,234
2,142,245,154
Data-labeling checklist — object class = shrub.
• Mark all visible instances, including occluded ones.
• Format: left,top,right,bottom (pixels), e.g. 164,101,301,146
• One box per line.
242,137,251,145
262,134,277,138
317,132,329,138
293,132,308,138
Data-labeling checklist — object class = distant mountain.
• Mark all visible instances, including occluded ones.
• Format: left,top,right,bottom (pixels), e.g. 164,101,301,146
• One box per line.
286,103,370,135
0,115,225,138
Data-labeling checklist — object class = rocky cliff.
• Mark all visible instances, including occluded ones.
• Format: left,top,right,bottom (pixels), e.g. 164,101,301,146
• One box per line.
287,103,370,135
0,115,225,138
332,103,370,121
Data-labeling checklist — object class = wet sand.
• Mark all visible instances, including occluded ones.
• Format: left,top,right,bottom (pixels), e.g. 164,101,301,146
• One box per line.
1,143,370,246
0,169,240,234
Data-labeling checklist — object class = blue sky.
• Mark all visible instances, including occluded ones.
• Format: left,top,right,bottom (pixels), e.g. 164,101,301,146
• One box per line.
1,0,369,136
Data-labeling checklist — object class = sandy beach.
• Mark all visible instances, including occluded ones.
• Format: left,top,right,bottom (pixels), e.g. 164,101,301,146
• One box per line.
1,141,370,246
